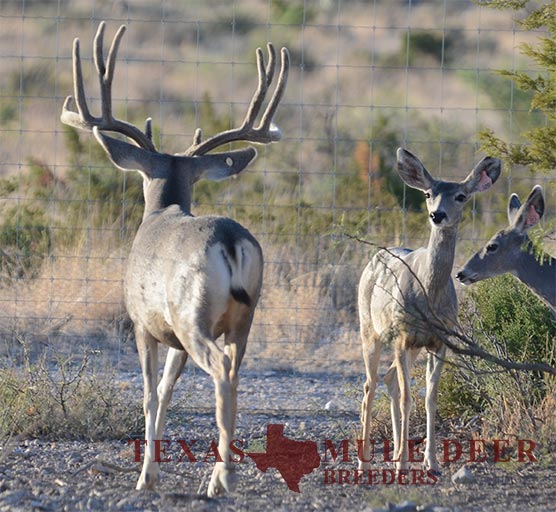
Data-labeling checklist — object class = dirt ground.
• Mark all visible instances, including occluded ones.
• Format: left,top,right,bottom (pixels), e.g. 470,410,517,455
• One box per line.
1,369,554,512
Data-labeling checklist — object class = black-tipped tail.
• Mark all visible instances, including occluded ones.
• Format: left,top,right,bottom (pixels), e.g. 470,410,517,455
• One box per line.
231,287,251,307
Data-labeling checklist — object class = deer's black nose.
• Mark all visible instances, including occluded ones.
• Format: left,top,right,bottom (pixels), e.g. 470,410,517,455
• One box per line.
430,211,446,224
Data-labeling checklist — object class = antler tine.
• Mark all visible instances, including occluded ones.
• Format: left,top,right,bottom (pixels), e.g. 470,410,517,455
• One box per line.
60,22,156,152
264,42,276,88
257,46,289,136
239,46,270,131
184,43,290,156
95,22,126,123
60,37,92,129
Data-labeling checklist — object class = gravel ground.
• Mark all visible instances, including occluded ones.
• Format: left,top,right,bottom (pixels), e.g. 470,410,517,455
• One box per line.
1,369,555,511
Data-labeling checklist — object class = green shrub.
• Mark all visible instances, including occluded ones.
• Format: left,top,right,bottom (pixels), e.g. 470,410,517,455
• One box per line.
0,204,51,279
271,0,313,25
441,274,556,438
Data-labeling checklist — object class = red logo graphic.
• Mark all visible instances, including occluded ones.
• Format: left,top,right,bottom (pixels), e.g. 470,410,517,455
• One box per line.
247,424,321,492
128,425,536,493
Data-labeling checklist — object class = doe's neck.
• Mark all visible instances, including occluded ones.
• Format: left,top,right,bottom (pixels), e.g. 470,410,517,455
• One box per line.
514,246,556,307
422,224,458,295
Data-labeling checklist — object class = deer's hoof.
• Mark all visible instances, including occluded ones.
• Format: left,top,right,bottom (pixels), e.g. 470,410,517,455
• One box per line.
136,467,159,490
207,463,237,498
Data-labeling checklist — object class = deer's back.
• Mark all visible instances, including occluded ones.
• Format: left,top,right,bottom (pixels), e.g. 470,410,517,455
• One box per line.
124,206,263,347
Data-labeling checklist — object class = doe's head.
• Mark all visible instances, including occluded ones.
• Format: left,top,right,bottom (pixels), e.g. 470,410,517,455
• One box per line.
396,148,501,229
456,185,544,285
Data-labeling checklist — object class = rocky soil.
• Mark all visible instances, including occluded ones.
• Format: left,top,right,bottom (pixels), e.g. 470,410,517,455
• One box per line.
1,369,554,511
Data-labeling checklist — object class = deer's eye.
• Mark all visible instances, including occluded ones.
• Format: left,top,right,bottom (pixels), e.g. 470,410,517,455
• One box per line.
455,193,467,202
486,243,498,253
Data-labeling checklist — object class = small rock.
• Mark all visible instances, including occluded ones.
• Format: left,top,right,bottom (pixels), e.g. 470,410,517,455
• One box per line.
451,465,476,485
324,400,335,411
67,451,84,465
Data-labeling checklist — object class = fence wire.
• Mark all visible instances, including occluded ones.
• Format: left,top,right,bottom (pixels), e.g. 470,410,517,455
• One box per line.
0,0,553,373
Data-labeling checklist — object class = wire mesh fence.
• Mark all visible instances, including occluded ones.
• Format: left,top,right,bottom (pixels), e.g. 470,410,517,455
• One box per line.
0,0,554,373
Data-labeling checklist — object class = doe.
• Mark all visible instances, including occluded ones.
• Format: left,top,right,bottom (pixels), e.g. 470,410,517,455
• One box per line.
60,22,289,496
456,185,554,307
358,149,500,473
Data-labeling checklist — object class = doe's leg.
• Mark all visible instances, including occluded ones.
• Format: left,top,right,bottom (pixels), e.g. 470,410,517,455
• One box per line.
359,328,382,470
385,347,420,463
394,343,412,471
424,344,446,474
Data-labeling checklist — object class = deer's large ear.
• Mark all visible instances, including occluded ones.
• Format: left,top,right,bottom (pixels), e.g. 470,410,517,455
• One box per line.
396,148,435,191
463,156,501,194
507,193,522,225
511,185,544,232
93,127,170,178
189,147,258,182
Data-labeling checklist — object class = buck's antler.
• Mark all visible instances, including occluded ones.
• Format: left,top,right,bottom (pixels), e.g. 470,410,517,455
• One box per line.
61,22,156,152
61,21,289,157
184,43,290,156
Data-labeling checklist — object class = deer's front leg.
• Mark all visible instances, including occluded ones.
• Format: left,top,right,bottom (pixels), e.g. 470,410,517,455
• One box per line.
424,345,446,474
394,346,412,471
136,328,160,490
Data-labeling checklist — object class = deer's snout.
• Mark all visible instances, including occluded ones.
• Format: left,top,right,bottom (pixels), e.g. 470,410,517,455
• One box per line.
455,269,476,285
429,211,447,225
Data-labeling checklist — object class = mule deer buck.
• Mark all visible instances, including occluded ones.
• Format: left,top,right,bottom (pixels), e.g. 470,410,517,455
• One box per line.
456,185,554,307
61,22,289,496
358,149,501,473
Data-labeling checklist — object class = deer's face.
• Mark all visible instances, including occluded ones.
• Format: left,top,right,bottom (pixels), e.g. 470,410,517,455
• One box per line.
396,148,501,232
456,228,526,285
423,181,472,229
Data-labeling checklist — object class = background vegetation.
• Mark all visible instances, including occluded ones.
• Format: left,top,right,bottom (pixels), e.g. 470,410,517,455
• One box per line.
0,0,555,444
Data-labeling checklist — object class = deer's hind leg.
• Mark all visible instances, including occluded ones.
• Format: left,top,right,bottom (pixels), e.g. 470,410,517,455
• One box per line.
206,305,255,496
224,305,254,432
359,320,382,470
155,347,188,440
182,302,254,498
135,327,161,490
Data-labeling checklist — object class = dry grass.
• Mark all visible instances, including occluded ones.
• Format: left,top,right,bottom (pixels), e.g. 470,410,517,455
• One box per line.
0,237,363,372
0,231,128,337
249,245,362,371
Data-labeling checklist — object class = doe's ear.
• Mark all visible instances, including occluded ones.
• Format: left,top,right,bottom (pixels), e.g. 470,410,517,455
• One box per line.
507,193,522,225
511,185,544,232
189,147,258,183
93,127,171,177
462,156,501,194
396,148,435,191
